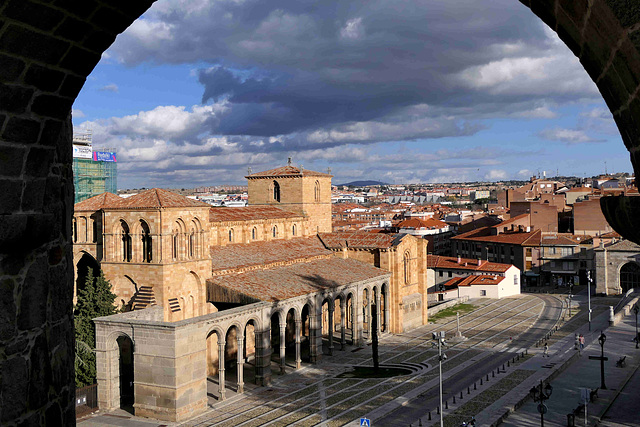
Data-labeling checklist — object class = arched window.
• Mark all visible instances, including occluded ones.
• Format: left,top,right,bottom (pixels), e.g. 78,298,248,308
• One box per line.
273,226,278,238
121,220,132,262
252,227,257,240
172,229,178,260
404,251,411,284
229,228,234,243
140,220,152,263
273,180,280,202
189,231,195,257
292,224,297,236
314,180,320,202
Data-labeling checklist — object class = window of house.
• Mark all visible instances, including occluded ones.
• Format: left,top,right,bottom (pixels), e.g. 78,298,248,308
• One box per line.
292,224,297,236
229,228,234,242
273,226,278,238
273,180,280,202
439,271,443,277
480,290,486,296
252,227,257,240
448,271,452,278
526,248,532,257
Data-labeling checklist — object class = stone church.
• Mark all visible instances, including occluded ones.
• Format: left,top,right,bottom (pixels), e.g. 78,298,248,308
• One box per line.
73,164,430,421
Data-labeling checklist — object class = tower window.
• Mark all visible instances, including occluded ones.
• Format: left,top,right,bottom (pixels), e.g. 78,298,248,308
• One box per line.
273,180,280,202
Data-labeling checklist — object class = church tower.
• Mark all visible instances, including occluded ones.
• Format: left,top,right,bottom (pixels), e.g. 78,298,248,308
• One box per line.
246,159,333,233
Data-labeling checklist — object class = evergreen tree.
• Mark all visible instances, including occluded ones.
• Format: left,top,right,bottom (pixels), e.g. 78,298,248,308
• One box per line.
74,268,118,387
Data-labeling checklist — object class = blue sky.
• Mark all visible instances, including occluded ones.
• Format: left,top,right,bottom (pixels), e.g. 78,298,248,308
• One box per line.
72,0,631,189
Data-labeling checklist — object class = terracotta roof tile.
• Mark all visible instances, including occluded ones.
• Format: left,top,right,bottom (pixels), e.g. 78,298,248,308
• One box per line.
209,206,302,222
396,217,449,229
210,237,330,272
246,165,332,178
452,227,542,246
74,192,123,211
207,257,388,302
318,231,405,249
427,255,512,273
111,188,211,209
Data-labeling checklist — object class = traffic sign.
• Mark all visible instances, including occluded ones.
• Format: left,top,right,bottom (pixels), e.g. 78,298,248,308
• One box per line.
360,418,371,426
537,403,547,414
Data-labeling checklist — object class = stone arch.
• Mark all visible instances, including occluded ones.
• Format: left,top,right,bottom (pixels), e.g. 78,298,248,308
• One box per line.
314,180,320,202
138,219,152,263
120,219,132,262
228,228,234,243
273,180,281,202
5,1,640,423
251,226,257,240
101,331,136,414
75,251,100,301
619,261,640,292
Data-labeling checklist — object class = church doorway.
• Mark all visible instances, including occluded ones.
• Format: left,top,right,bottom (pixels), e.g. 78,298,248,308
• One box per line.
117,335,134,414
620,262,640,293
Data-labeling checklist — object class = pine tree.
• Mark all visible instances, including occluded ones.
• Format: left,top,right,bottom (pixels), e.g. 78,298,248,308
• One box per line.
74,268,118,387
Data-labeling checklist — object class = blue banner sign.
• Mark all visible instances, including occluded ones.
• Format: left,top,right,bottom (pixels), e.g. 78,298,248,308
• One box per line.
93,151,117,162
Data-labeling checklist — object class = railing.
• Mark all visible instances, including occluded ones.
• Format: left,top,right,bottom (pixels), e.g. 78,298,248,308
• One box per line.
75,384,98,418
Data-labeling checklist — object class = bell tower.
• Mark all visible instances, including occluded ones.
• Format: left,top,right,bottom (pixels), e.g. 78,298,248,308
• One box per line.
246,159,333,232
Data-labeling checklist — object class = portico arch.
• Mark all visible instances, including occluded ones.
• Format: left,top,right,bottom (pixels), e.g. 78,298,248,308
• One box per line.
4,1,640,423
620,261,640,292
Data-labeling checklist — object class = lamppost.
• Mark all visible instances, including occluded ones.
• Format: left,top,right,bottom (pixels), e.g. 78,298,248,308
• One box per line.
598,332,607,389
530,380,553,427
432,331,447,427
587,270,593,331
634,305,639,349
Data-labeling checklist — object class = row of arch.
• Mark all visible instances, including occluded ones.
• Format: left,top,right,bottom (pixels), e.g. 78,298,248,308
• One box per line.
229,223,298,242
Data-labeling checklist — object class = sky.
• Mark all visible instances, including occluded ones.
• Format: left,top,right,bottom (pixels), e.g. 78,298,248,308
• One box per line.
72,0,632,189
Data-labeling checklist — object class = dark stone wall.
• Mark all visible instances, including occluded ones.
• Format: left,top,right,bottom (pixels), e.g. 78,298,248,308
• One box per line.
0,0,639,424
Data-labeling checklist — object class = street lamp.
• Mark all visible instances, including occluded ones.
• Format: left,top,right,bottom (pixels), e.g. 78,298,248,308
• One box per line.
432,331,447,427
530,380,553,427
598,332,607,389
587,270,593,331
633,305,639,349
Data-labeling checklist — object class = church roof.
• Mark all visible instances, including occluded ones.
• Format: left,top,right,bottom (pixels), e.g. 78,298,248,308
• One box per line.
207,257,388,302
598,239,640,252
113,188,210,209
318,231,406,249
74,192,122,211
209,206,302,222
246,165,332,178
210,237,330,272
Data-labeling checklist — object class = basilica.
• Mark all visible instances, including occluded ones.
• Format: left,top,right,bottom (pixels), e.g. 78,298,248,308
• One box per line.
73,163,430,421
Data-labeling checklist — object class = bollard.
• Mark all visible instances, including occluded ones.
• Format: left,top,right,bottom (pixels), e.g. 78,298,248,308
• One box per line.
502,363,505,370
507,360,510,367
474,382,477,390
419,419,422,427
429,412,432,421
437,406,440,415
480,378,483,385
486,374,490,381
460,391,463,399
453,396,456,404
445,401,448,409
468,386,470,394
492,370,495,378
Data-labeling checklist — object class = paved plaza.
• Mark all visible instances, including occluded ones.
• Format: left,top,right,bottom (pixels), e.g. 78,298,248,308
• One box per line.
78,289,640,427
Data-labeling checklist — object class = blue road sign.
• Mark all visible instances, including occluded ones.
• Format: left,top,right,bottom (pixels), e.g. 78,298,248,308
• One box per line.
360,418,371,426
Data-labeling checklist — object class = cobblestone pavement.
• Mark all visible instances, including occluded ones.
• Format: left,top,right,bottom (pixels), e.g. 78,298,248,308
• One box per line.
79,290,636,427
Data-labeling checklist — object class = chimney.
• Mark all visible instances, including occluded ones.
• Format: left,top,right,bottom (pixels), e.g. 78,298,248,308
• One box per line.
526,226,531,232
457,255,461,264
477,258,482,266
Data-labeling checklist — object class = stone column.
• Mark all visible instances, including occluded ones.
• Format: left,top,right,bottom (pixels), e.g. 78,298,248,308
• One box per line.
353,294,362,346
340,298,346,350
218,338,226,401
328,303,334,356
383,290,390,333
279,324,286,374
254,329,272,386
295,319,302,369
367,298,372,341
375,292,382,336
309,307,322,363
236,336,244,394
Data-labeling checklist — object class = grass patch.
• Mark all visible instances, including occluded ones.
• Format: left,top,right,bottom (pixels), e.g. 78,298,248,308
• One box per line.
429,303,476,322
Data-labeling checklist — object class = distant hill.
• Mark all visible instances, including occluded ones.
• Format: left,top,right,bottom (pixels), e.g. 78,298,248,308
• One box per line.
338,180,388,187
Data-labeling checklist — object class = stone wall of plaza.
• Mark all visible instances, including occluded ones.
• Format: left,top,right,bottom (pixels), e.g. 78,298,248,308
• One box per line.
247,175,333,233
94,275,389,422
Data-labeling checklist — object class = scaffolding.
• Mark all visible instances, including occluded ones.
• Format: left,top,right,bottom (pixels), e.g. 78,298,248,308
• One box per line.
72,130,117,203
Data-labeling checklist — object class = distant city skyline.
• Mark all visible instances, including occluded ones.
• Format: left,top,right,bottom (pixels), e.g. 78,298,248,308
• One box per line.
73,0,631,189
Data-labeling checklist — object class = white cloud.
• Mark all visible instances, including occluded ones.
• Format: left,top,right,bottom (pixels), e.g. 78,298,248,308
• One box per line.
538,127,603,144
484,169,507,180
98,83,119,93
72,109,85,118
512,106,557,119
517,169,532,177
340,17,364,40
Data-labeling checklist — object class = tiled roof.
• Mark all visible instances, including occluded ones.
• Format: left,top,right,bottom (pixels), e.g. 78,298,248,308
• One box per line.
318,231,406,249
74,192,122,211
540,234,580,245
600,239,640,252
396,217,449,229
111,188,211,209
452,227,542,246
428,255,512,273
246,165,332,178
210,237,330,272
207,257,388,302
442,274,504,288
209,206,302,222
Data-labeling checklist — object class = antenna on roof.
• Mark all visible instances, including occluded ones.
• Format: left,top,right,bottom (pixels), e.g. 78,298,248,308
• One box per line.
247,167,252,174
327,167,332,174
287,157,292,165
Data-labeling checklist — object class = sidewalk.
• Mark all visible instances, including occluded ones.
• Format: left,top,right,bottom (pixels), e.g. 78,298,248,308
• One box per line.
479,306,640,427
